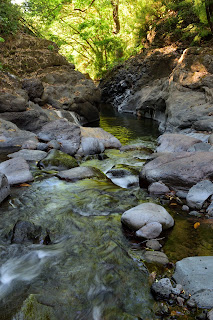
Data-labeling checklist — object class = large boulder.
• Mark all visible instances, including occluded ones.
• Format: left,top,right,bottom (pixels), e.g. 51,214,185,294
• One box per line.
0,92,27,113
38,119,81,156
22,78,44,102
0,158,33,185
0,118,37,148
156,133,201,153
140,152,213,191
121,202,174,232
173,256,213,308
0,173,10,203
38,66,101,124
186,180,213,209
80,127,121,150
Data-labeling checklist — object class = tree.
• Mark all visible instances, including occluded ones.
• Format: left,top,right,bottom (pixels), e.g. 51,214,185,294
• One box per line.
205,0,213,32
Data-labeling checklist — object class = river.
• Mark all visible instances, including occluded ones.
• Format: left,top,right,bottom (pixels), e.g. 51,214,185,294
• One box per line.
0,106,212,320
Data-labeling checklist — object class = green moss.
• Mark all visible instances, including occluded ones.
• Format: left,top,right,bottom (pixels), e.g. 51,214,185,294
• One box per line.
39,149,79,171
17,294,57,320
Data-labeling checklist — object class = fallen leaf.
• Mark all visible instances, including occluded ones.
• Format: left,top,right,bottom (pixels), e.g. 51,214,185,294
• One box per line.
170,202,177,206
8,129,16,132
0,139,5,142
19,183,31,187
194,222,200,229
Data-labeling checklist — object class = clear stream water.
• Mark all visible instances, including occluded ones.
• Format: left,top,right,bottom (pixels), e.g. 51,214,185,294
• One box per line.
0,107,212,320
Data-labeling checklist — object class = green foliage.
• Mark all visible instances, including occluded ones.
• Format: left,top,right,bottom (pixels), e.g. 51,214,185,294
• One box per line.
48,44,55,51
17,0,213,78
0,36,5,42
0,0,22,35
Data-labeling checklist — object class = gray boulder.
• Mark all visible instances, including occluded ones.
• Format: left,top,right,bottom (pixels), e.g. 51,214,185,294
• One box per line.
78,137,105,156
207,201,213,216
187,142,212,152
22,138,39,150
143,251,169,265
121,202,174,231
22,78,44,102
208,309,213,320
136,222,162,239
146,239,162,250
0,173,10,203
140,152,213,191
148,182,170,195
156,133,201,153
80,127,121,150
0,118,36,148
209,134,213,145
186,180,213,209
8,149,47,161
57,166,105,182
38,119,81,156
0,92,27,112
151,278,173,299
0,158,33,185
173,256,213,308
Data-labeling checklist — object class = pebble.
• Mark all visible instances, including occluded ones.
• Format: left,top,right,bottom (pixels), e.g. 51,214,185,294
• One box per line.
146,239,162,250
182,205,189,212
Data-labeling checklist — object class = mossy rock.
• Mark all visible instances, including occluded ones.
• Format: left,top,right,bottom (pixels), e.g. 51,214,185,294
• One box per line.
38,149,78,171
107,164,139,177
15,294,57,320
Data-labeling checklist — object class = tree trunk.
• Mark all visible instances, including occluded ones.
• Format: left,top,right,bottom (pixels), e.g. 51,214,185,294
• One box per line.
205,0,213,33
111,0,120,34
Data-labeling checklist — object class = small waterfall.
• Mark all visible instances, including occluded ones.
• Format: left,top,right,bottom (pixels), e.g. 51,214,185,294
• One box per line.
53,110,82,125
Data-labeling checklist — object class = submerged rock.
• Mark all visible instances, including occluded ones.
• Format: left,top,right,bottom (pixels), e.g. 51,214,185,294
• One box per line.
39,149,78,171
57,166,105,182
143,251,169,265
121,202,174,232
186,180,213,209
0,173,10,203
11,220,42,244
173,256,213,308
0,157,33,185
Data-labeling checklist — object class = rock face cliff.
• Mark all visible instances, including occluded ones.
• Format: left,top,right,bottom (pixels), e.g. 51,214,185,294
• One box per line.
100,46,213,133
0,32,101,132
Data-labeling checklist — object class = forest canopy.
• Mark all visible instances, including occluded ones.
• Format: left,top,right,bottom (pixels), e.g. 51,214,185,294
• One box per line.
1,0,213,78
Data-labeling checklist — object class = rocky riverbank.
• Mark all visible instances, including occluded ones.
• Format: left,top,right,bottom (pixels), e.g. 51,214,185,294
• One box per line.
0,32,213,319
100,46,213,134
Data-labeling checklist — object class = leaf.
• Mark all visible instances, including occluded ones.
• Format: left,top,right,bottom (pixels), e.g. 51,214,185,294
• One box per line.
0,37,5,42
170,202,177,206
194,222,200,229
0,139,5,142
19,183,31,187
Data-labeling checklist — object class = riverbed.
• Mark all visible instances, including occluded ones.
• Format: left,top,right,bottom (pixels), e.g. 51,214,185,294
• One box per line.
0,107,212,320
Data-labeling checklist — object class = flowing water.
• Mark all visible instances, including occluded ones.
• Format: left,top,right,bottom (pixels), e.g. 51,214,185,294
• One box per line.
0,106,212,320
